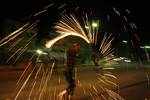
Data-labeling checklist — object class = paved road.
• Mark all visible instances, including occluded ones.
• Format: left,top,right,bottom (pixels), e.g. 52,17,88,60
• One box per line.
0,64,150,100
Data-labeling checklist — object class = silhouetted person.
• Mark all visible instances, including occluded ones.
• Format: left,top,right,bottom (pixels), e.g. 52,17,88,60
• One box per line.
59,42,80,100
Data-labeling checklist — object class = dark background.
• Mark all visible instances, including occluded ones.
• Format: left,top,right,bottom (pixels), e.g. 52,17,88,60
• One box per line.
0,0,149,44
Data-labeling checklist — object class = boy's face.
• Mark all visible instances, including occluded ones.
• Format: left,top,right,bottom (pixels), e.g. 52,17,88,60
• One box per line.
75,45,80,52
72,43,80,52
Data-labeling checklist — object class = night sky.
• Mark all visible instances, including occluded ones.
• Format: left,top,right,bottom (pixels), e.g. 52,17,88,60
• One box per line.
0,0,149,45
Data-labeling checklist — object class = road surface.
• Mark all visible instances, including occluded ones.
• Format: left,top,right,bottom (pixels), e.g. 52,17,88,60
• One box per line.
0,64,150,100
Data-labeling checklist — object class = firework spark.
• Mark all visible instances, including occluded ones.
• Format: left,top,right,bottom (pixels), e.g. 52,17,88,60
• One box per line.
0,20,39,47
45,14,90,48
0,4,129,99
44,13,124,100
45,14,115,63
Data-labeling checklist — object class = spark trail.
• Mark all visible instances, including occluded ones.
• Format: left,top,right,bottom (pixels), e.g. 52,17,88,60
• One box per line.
0,4,136,100
45,13,124,100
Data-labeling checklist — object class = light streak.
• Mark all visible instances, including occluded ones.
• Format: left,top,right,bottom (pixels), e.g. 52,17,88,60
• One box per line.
75,6,79,12
113,8,121,16
123,16,128,22
0,23,29,45
39,62,55,99
16,56,33,86
44,13,121,99
8,37,24,51
0,20,38,47
45,32,90,48
44,3,54,9
6,47,23,63
125,9,131,14
104,73,117,79
28,81,36,99
58,4,66,9
59,9,66,16
34,9,47,17
13,41,31,64
15,65,37,100
0,7,127,99
105,88,125,100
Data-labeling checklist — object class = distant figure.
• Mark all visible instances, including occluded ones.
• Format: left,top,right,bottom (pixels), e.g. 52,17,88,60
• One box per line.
59,42,80,100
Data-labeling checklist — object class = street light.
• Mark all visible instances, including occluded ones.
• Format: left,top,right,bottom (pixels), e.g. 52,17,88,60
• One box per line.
140,45,150,49
85,21,98,29
36,49,48,55
92,22,98,28
36,49,43,54
85,25,89,29
122,40,128,43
